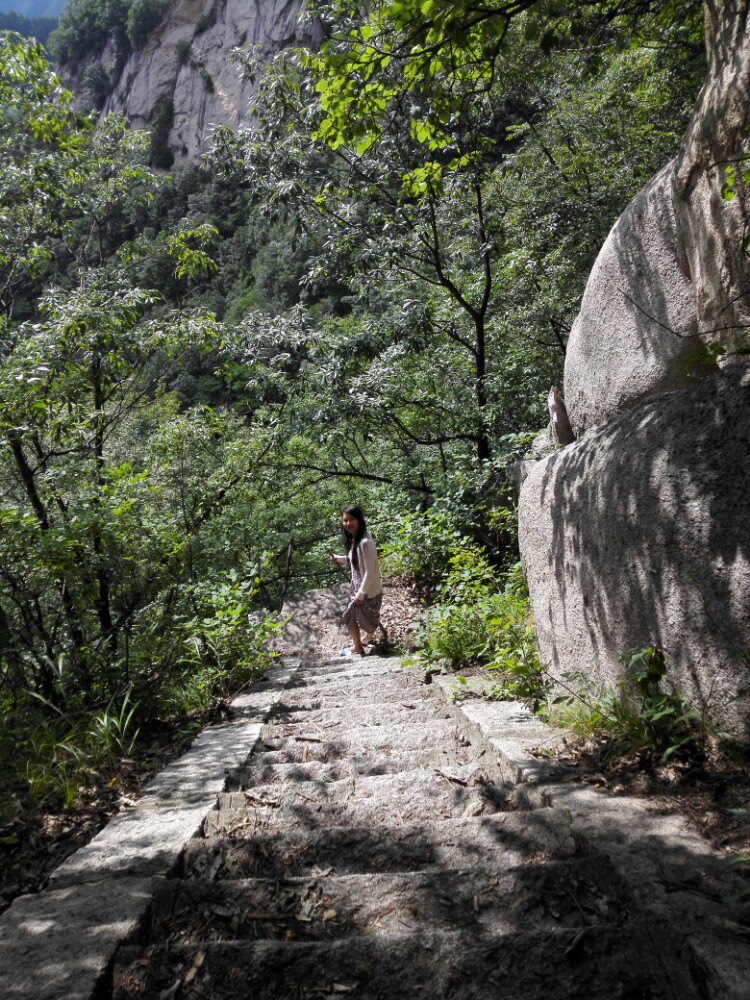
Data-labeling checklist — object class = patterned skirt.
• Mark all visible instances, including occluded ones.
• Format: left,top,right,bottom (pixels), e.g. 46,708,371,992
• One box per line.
342,585,383,635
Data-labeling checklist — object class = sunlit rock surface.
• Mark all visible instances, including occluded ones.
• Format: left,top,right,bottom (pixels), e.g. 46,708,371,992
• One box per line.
520,364,750,739
673,0,750,344
563,164,702,438
86,0,313,162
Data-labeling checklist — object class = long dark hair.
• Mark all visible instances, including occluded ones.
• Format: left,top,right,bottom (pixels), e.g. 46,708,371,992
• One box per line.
341,505,367,570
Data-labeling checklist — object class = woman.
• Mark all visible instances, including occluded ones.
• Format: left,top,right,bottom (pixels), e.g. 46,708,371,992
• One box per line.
329,505,387,655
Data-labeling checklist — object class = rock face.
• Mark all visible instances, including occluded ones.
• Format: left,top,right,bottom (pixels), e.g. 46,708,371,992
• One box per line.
673,0,750,342
520,364,750,739
563,1,750,438
563,164,703,438
519,2,750,736
94,0,312,162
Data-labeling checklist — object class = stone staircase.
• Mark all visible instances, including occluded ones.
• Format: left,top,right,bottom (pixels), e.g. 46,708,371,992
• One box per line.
111,652,705,999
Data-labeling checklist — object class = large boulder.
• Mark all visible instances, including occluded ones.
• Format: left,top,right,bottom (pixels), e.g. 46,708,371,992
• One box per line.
519,364,750,740
564,2,750,439
563,163,702,438
673,0,750,342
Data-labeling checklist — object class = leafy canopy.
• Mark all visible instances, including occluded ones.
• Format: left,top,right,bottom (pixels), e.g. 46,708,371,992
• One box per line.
303,0,703,158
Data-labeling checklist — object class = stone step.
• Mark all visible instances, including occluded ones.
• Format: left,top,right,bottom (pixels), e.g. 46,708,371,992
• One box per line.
147,854,631,944
112,921,701,1000
230,745,482,787
183,810,578,880
278,686,432,709
204,769,508,835
250,741,474,769
288,663,414,689
260,719,463,753
300,655,406,673
267,701,447,729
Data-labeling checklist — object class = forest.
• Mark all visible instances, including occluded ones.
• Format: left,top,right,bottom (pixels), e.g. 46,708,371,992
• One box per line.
0,0,710,899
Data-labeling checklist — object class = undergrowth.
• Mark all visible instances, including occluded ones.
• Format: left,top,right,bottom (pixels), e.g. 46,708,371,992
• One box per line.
0,586,281,823
399,528,550,715
392,511,720,770
551,645,705,766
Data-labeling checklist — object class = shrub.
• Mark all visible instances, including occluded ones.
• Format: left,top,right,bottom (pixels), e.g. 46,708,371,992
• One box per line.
81,63,110,111
175,37,191,65
126,0,168,51
412,542,549,713
551,646,702,763
381,508,463,583
195,4,216,35
149,95,174,168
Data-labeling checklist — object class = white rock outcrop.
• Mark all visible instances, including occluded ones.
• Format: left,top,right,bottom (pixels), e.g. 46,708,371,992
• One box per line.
521,1,750,736
99,0,311,162
520,363,750,740
563,164,703,438
673,0,750,344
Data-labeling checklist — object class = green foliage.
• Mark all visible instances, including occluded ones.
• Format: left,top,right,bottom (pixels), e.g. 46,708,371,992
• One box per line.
86,687,140,761
0,44,291,826
303,0,703,166
175,37,191,65
80,62,110,110
180,571,280,691
149,94,174,168
382,509,463,582
125,0,167,50
195,2,216,35
406,528,549,712
553,646,702,763
0,12,58,45
49,0,130,65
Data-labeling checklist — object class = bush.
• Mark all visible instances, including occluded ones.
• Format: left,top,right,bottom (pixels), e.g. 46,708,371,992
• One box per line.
175,37,191,65
81,63,110,111
552,646,703,763
149,94,174,168
126,0,168,50
381,508,463,583
411,540,549,713
195,4,216,35
50,0,132,64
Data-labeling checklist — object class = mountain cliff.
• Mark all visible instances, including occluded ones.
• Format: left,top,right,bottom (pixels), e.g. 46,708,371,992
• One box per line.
59,0,314,164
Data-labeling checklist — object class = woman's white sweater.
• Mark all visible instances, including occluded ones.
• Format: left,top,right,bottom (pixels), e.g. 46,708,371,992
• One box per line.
334,534,382,600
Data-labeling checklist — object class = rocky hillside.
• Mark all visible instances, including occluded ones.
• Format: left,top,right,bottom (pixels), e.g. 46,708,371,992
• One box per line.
60,0,315,164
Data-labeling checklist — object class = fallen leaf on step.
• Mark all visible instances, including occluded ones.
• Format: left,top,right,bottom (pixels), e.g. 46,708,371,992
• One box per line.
333,983,357,993
371,905,395,926
322,908,337,922
183,949,205,986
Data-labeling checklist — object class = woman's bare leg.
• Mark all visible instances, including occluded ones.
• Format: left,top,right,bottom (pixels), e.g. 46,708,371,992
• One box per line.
347,621,364,653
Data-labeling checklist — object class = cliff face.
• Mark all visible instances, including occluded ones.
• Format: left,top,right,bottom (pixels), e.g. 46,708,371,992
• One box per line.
88,0,311,163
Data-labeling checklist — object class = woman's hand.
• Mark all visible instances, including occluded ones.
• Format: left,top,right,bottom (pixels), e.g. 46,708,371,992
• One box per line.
328,549,336,563
354,596,365,605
